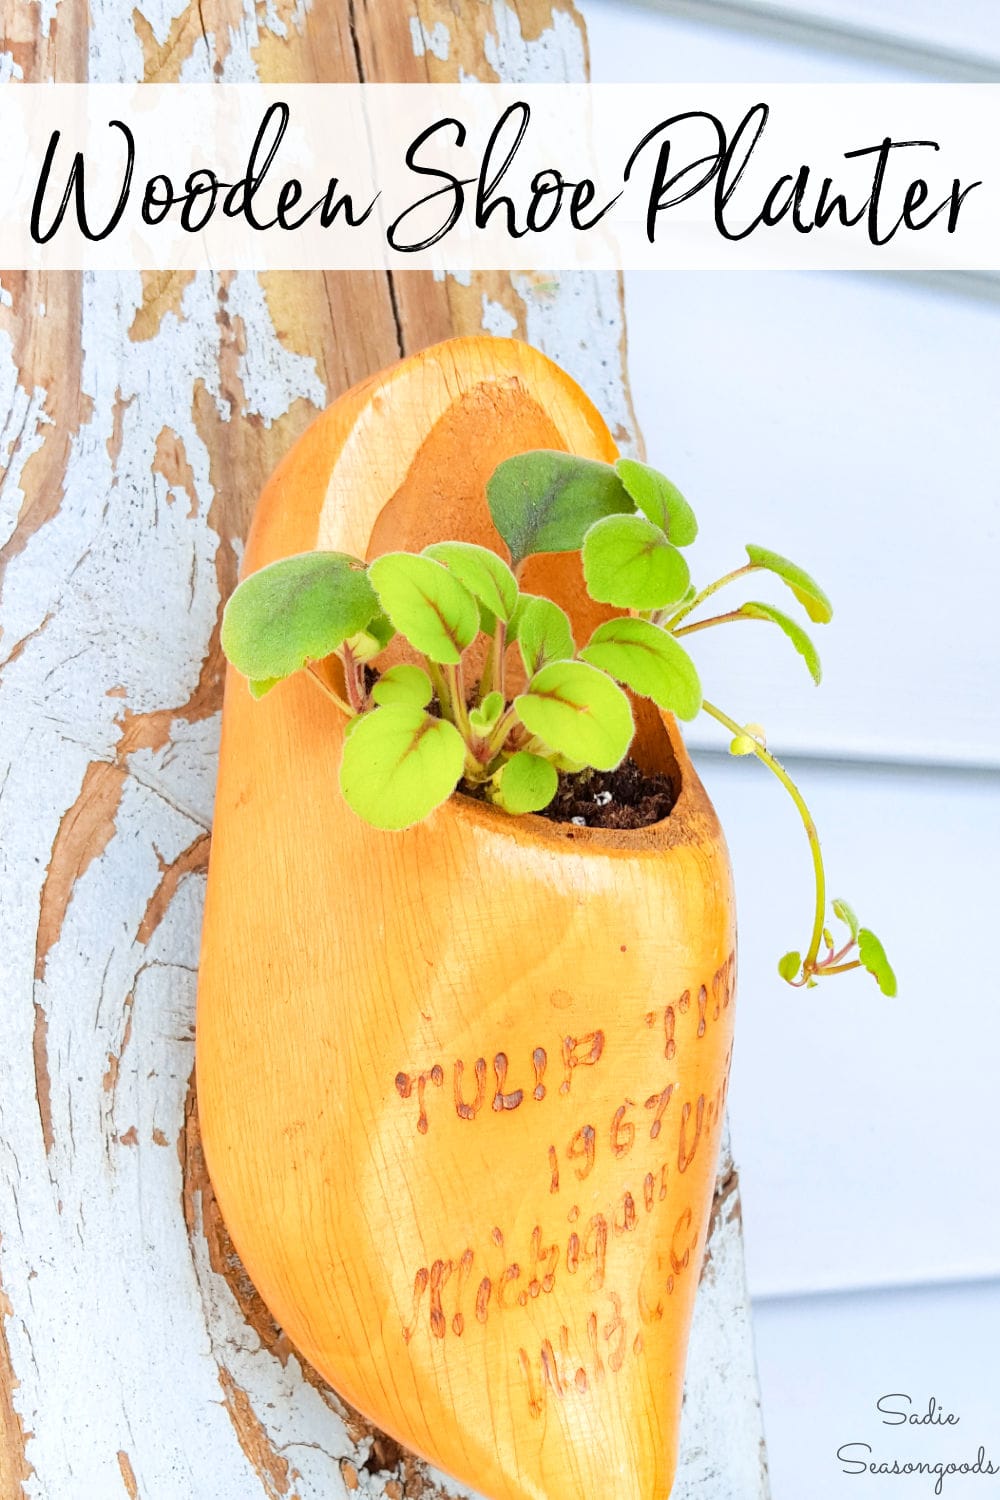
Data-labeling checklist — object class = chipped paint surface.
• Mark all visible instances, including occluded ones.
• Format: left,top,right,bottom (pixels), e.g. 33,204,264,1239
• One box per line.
28,0,60,41
480,294,519,338
0,344,52,552
409,15,451,61
513,271,639,451
675,1134,771,1498
1,1,765,1494
477,0,587,83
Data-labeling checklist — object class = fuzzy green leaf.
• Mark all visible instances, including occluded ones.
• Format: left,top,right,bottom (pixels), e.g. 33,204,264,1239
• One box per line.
858,928,897,997
516,660,633,771
469,691,505,735
371,664,433,709
580,617,702,720
221,551,378,685
740,601,822,684
615,459,698,546
492,751,558,815
730,733,756,756
339,705,465,830
423,542,518,623
582,514,691,611
510,594,575,677
487,450,633,567
369,553,479,665
832,897,859,942
778,950,801,982
745,545,833,624
249,677,281,699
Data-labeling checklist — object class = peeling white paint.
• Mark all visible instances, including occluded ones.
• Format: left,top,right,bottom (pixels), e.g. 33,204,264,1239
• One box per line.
480,293,518,339
0,252,358,1494
87,0,148,79
460,0,587,83
0,50,24,82
675,1137,771,1498
227,271,326,427
0,333,53,555
512,270,639,453
409,15,451,61
433,267,472,287
0,278,12,308
260,0,311,43
29,0,60,42
213,0,311,80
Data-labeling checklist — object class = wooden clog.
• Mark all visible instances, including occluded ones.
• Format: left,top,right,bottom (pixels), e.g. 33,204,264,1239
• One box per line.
196,336,735,1499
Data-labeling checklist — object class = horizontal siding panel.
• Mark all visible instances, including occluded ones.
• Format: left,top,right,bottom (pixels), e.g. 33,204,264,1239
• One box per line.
583,0,1000,77
699,0,1000,71
622,270,1000,767
753,1279,1000,1499
696,749,1000,1296
584,0,925,81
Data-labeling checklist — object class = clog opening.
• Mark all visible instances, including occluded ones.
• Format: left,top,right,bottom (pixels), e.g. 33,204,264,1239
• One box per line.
364,375,683,815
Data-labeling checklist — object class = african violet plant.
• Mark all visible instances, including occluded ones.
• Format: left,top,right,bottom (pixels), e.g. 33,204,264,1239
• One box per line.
221,451,895,996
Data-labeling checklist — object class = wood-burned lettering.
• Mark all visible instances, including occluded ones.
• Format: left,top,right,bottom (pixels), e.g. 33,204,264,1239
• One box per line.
492,1052,524,1112
677,1094,705,1173
559,1031,605,1093
395,1030,605,1133
516,1292,632,1418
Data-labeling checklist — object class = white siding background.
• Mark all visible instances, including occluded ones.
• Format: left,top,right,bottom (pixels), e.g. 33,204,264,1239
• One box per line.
578,3,1000,1496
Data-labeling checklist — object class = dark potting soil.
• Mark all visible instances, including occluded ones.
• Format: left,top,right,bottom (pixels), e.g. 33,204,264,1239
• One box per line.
364,670,675,829
535,760,675,830
462,758,675,830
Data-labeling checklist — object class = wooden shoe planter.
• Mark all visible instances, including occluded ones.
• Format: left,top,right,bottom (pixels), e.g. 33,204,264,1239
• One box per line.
196,336,736,1500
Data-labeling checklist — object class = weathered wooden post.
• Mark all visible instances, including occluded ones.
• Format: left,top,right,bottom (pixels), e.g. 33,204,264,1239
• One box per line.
0,3,768,1494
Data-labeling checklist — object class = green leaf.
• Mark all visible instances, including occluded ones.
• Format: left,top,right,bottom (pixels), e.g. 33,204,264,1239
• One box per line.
582,514,691,611
469,690,505,735
345,612,395,663
858,928,897,997
745,545,833,624
615,459,698,546
509,594,575,677
369,553,479,665
832,898,859,942
339,705,466,830
515,660,633,771
221,551,378,684
730,734,756,756
423,542,518,623
249,677,281,699
580,617,702,721
371,664,433,709
778,950,801,982
487,450,633,567
740,602,822,685
550,752,588,774
492,751,558,815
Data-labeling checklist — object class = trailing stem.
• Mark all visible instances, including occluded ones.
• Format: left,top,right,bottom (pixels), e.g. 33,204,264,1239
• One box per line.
700,699,827,980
